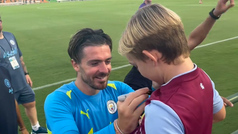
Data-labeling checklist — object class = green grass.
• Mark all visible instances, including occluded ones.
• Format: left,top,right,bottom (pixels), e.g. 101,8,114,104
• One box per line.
1,0,238,133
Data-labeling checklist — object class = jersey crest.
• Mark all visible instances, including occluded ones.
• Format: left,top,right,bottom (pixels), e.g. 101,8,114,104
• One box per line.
107,100,117,114
10,40,16,45
4,78,11,88
200,83,205,89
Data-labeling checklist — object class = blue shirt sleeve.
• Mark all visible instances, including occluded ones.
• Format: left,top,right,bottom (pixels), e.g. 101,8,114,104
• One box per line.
144,100,184,134
44,91,79,134
94,124,115,134
211,81,224,114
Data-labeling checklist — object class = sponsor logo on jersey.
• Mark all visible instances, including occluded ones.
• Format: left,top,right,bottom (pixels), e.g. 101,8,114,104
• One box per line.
80,109,90,119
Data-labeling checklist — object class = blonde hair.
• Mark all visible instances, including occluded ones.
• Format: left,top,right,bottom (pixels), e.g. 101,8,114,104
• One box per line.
119,4,190,64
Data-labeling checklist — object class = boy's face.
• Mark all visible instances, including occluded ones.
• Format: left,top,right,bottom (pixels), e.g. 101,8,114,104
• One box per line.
75,44,112,90
126,54,155,81
126,51,165,86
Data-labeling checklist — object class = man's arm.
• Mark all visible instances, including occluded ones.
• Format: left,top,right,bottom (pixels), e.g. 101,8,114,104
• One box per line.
15,100,29,134
187,16,217,50
20,56,33,87
188,0,235,50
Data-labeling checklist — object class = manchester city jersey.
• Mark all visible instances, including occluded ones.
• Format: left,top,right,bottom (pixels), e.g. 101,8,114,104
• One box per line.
44,80,134,134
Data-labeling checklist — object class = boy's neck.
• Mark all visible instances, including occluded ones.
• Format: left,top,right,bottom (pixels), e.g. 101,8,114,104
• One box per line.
163,57,194,83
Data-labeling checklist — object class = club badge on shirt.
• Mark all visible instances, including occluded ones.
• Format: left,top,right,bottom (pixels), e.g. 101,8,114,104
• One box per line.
9,56,20,70
107,100,117,114
4,79,13,94
10,40,16,46
4,79,11,88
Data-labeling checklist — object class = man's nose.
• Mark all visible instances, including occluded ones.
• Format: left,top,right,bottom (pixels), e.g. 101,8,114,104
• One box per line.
99,62,110,73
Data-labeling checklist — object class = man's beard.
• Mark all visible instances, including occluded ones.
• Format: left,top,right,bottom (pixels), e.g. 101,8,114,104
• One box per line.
81,72,109,90
80,66,110,90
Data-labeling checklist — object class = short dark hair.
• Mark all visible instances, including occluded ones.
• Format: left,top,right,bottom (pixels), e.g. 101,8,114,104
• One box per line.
68,28,112,63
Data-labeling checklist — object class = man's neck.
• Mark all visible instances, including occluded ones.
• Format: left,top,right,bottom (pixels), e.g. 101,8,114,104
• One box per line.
0,32,3,39
74,78,100,96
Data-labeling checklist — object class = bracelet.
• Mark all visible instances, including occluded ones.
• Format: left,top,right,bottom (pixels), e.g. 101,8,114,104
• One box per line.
209,8,220,20
19,127,26,131
115,120,125,134
24,72,29,75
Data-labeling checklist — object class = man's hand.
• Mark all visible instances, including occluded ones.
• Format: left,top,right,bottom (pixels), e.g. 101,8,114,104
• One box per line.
25,75,33,87
213,0,235,16
116,88,149,133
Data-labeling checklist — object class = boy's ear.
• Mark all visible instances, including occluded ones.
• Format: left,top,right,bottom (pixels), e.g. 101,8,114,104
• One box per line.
71,59,80,72
142,50,161,63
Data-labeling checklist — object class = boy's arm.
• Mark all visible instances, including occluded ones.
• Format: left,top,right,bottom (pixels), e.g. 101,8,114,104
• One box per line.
212,80,227,123
213,104,226,123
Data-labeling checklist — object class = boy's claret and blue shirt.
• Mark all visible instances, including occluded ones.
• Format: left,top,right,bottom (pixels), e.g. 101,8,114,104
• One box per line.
133,65,224,134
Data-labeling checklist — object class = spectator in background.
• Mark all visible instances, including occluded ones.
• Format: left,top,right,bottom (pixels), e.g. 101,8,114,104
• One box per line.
139,0,152,8
0,16,47,134
44,28,147,134
199,0,203,4
0,65,29,134
118,3,227,133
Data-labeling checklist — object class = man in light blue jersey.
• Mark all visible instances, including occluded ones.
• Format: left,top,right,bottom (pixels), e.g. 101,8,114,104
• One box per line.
44,28,149,134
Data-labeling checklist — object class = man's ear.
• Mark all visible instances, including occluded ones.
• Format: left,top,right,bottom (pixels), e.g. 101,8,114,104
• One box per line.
142,50,161,63
71,59,80,72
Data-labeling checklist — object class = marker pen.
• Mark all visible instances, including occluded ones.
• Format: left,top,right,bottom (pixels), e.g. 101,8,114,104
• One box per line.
118,91,152,102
